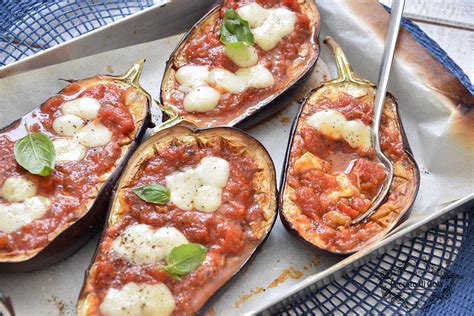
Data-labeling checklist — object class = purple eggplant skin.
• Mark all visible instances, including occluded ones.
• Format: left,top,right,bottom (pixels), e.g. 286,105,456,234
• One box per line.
279,37,421,255
0,61,153,272
159,0,320,130
236,58,319,130
77,126,278,316
196,130,278,315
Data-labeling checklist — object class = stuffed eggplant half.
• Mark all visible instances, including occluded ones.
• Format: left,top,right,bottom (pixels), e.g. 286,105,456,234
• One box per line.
160,0,320,128
280,37,420,254
0,61,151,271
77,126,277,315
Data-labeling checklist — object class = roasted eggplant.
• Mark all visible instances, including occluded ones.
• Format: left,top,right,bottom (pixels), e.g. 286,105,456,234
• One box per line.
77,126,277,315
160,0,320,129
0,61,151,271
280,37,420,254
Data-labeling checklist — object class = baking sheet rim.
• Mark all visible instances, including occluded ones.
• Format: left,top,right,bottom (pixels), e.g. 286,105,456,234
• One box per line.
0,1,472,314
250,193,474,314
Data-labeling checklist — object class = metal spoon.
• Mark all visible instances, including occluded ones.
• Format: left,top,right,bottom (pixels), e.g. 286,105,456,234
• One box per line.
352,0,406,225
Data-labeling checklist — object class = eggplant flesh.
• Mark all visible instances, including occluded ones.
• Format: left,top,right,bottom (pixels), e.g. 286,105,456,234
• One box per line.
280,37,420,255
160,0,320,129
77,126,277,315
0,61,151,272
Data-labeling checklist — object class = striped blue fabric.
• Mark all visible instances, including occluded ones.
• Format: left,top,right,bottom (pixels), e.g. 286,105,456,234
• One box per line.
399,17,473,94
0,1,472,314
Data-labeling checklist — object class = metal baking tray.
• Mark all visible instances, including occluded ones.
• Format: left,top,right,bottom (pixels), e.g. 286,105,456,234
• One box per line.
0,0,472,315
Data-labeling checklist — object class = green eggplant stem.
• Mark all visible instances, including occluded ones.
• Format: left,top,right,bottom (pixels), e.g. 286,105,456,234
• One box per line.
323,36,371,86
155,102,186,132
117,59,145,86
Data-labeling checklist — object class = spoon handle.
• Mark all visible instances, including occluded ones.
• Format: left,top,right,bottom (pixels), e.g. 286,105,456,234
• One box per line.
372,0,405,151
352,0,405,225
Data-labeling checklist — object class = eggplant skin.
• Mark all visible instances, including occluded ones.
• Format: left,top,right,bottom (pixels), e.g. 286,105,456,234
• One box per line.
160,0,320,128
280,84,420,255
0,68,151,272
77,126,278,315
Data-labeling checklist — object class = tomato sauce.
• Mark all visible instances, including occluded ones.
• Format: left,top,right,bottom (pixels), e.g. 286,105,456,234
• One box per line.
164,0,316,124
287,92,415,253
91,140,266,315
0,80,136,254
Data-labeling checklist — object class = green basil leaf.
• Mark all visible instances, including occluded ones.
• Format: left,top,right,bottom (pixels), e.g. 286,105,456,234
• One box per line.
132,184,170,204
14,125,55,176
220,8,254,47
157,243,207,279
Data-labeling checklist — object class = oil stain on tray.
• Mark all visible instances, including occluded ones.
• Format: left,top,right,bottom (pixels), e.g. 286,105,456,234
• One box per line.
47,296,70,316
234,287,266,309
233,258,322,309
267,267,304,289
233,256,321,309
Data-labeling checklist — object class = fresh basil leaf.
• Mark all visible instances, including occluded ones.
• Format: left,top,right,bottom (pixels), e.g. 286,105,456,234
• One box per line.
14,125,55,176
220,8,254,47
133,184,170,204
157,243,207,279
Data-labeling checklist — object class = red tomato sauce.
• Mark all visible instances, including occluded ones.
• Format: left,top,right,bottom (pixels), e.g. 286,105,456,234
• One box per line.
92,141,266,315
164,0,315,123
287,92,414,252
0,80,135,254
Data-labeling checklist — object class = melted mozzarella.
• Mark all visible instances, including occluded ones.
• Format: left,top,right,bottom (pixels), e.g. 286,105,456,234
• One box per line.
165,157,230,212
342,120,371,149
183,86,221,112
307,109,346,139
175,65,209,93
307,109,371,149
61,97,101,120
112,224,188,265
165,169,201,210
208,68,246,93
236,65,274,89
193,186,222,213
52,114,85,136
252,8,296,51
53,138,87,162
0,177,36,203
195,157,230,188
224,45,258,67
237,3,269,28
100,282,175,316
0,197,50,233
75,121,112,147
